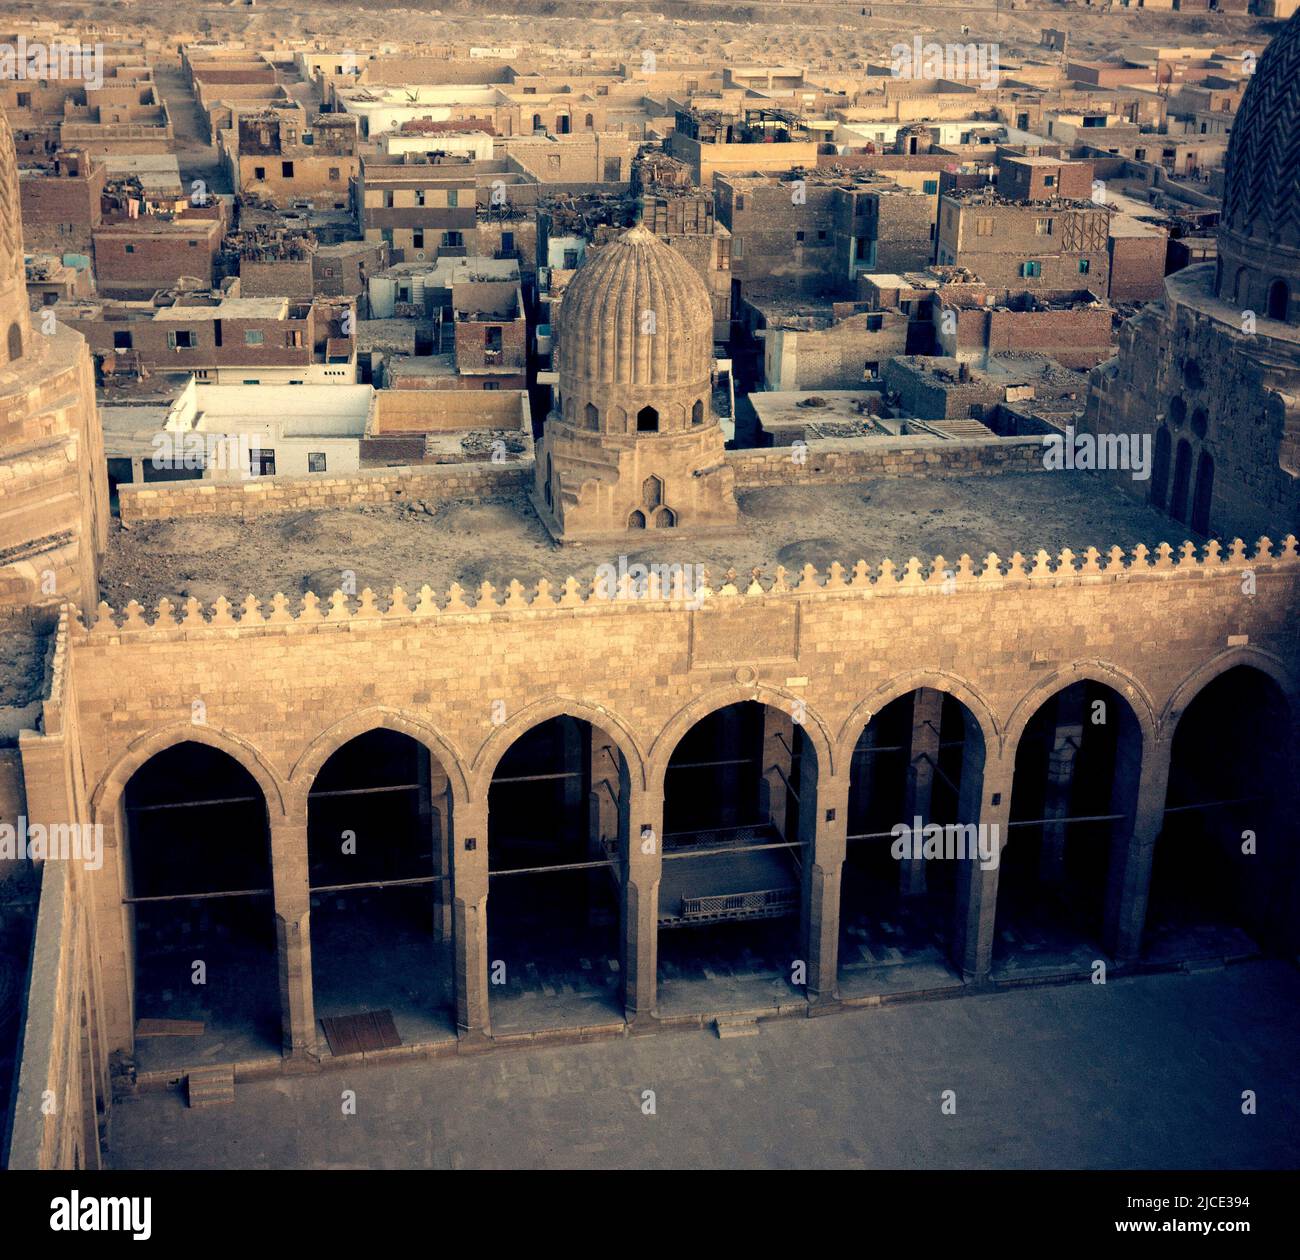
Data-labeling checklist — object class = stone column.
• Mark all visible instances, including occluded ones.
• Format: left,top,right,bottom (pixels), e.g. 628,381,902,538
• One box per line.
806,770,848,1010
1103,734,1171,962
1039,689,1084,886
422,756,452,943
269,812,315,1058
952,745,1012,983
623,783,661,1027
452,796,491,1042
901,688,944,896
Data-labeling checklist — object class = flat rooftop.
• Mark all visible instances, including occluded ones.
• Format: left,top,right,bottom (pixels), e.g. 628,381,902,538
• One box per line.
101,470,1191,609
153,297,292,321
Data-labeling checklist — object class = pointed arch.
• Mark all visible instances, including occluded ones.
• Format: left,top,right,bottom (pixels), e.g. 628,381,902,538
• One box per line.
836,670,1000,766
288,706,470,806
1160,646,1297,735
92,721,287,820
1004,662,1157,754
650,683,835,792
469,695,647,797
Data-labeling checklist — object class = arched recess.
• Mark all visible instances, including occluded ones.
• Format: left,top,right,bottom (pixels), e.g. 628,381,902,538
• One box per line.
482,711,631,1033
113,738,282,1066
655,695,822,1015
1151,426,1171,510
996,678,1147,975
837,684,989,995
1191,449,1214,535
1170,437,1193,523
6,321,22,363
1148,663,1297,960
305,726,458,1046
1267,279,1290,322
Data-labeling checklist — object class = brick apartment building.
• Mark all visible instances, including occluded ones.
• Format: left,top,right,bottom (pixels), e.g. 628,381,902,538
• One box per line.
17,149,106,255
450,279,526,390
995,154,1096,202
935,191,1113,295
715,171,933,300
92,207,228,298
227,110,359,210
60,291,357,385
359,155,479,264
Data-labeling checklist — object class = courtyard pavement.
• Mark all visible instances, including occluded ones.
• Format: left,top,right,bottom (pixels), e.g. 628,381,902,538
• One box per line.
106,961,1300,1170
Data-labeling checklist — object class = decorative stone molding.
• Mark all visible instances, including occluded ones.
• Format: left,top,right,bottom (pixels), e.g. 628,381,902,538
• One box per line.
73,535,1299,640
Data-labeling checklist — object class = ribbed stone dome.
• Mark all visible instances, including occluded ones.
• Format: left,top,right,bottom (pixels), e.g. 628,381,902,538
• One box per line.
1220,11,1300,248
557,224,713,388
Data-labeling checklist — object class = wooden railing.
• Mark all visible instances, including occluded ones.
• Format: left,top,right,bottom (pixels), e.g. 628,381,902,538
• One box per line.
678,887,797,923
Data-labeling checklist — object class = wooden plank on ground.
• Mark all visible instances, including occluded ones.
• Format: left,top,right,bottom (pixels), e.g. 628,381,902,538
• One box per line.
320,1010,402,1056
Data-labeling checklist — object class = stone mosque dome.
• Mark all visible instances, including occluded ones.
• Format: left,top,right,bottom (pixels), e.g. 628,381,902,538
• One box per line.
536,222,737,537
0,107,31,364
556,223,713,394
1215,11,1300,318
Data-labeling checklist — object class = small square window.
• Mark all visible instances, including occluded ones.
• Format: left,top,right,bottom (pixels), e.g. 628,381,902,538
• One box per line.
795,230,804,242
1079,258,1090,275
245,330,265,346
124,243,135,253
308,452,327,473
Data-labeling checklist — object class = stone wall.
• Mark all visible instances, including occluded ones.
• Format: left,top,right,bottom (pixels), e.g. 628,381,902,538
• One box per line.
118,461,531,523
729,436,1046,484
117,434,1053,522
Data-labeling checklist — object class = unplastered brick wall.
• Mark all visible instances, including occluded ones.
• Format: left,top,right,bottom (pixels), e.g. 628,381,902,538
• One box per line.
118,461,531,523
728,436,1046,487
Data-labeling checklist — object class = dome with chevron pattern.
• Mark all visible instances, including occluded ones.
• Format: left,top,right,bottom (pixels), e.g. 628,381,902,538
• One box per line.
1215,12,1300,314
1221,12,1300,244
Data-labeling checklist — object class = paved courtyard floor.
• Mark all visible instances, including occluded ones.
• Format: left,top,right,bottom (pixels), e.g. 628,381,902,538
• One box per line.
106,961,1300,1170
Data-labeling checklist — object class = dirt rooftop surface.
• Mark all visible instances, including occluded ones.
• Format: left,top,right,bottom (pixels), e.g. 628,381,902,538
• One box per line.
99,470,1198,610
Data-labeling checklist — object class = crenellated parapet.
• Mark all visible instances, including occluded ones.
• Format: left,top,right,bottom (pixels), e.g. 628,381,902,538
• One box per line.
74,535,1300,640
